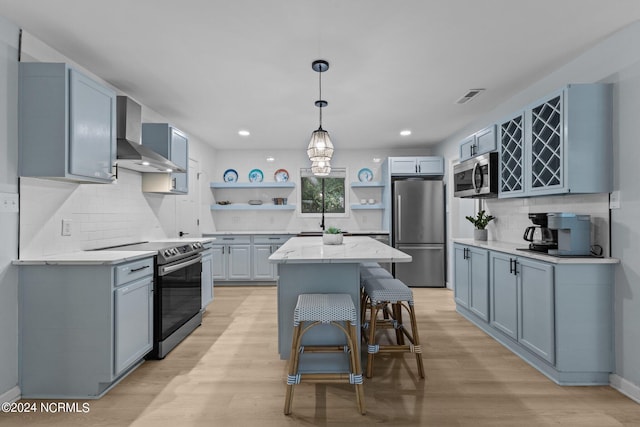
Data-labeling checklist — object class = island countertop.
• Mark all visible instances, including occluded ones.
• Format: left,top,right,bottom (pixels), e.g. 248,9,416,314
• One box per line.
269,236,411,264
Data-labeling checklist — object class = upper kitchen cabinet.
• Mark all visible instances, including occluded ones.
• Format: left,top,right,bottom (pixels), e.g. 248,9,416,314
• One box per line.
459,125,496,162
389,156,444,176
19,62,116,183
498,84,613,198
141,123,188,194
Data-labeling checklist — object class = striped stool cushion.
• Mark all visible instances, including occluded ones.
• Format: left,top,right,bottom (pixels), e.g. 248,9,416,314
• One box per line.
363,278,413,303
294,293,357,326
360,267,393,285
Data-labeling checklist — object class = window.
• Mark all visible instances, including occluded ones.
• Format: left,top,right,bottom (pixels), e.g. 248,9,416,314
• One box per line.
300,168,346,215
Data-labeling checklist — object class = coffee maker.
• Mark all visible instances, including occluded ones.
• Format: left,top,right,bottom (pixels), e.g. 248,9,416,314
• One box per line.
523,213,558,253
547,213,591,256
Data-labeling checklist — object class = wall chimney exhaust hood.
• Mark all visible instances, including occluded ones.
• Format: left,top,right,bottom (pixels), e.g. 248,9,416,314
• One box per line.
115,96,185,173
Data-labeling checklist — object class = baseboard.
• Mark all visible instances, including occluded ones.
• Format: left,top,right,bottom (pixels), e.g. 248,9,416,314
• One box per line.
0,386,21,403
610,374,640,404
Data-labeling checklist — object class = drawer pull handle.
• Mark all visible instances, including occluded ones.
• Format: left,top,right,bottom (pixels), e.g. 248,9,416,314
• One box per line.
130,265,150,273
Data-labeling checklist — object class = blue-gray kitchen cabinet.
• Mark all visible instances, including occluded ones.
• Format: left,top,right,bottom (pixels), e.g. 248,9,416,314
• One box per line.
201,244,214,309
491,252,555,363
459,125,496,161
141,123,189,194
498,84,612,198
19,257,154,398
19,62,116,183
389,156,444,176
454,243,489,321
252,235,292,280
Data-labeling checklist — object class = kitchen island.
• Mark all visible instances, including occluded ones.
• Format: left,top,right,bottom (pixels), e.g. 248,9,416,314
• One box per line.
269,236,411,372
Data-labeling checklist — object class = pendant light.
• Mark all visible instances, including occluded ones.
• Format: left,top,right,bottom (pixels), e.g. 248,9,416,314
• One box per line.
307,59,334,165
311,159,331,176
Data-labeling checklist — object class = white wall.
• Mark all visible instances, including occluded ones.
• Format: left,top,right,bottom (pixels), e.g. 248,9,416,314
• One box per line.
434,22,640,400
0,15,19,403
208,148,429,233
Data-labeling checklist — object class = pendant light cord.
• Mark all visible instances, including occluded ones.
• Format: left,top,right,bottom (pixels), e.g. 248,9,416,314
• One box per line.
318,68,323,128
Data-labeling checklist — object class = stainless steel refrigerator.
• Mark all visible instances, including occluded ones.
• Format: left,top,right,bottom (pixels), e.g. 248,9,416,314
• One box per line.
392,179,445,287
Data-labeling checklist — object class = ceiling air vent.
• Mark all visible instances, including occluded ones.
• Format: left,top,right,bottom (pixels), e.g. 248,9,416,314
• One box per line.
455,88,485,104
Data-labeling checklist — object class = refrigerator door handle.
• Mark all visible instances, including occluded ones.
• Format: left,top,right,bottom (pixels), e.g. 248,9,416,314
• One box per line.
396,194,402,239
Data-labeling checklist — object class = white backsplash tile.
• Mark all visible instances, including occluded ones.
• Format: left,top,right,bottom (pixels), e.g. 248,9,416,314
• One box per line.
19,169,168,257
482,193,610,254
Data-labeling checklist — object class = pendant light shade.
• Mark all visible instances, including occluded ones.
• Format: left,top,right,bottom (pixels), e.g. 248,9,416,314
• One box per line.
307,127,334,162
307,59,334,168
311,159,331,176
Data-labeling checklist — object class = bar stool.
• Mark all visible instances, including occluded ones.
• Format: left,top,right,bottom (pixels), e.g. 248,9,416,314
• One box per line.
361,277,425,379
284,293,366,415
359,266,394,325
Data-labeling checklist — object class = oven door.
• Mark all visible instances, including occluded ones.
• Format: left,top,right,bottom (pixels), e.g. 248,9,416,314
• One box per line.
156,254,202,341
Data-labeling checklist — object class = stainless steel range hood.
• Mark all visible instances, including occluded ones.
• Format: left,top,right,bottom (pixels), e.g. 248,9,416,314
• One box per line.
116,96,185,173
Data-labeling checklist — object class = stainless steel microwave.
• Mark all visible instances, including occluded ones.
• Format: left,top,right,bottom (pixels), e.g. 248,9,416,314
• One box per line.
453,152,498,198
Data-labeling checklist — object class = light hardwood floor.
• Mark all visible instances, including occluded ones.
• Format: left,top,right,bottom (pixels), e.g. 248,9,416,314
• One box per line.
3,286,640,426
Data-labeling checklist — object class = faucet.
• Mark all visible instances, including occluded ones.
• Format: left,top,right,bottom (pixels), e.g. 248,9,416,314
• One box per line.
179,231,189,237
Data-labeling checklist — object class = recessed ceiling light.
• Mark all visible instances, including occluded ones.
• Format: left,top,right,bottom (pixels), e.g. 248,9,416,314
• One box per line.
400,130,412,136
266,156,275,162
372,157,382,163
238,130,250,136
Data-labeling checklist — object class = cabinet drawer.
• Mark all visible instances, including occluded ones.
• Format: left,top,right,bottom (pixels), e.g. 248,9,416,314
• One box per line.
214,235,251,244
253,235,291,244
115,258,154,286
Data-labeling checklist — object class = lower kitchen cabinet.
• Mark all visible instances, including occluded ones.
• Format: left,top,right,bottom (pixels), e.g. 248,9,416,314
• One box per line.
19,257,154,398
455,243,614,385
453,243,489,321
207,234,291,282
201,245,214,309
489,252,554,363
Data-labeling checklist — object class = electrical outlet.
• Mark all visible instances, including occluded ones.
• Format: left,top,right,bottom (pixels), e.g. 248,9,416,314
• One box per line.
62,219,72,236
0,192,19,213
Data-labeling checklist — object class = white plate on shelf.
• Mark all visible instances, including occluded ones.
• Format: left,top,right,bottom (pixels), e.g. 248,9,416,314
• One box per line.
249,169,264,182
274,169,289,182
358,168,373,182
223,169,238,182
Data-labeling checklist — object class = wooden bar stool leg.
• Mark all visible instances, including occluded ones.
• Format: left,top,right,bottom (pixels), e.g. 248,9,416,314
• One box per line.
284,323,303,415
392,302,405,345
408,302,425,378
347,322,366,415
366,302,380,378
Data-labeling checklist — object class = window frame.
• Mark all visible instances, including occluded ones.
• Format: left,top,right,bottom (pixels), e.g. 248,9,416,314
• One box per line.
298,167,349,218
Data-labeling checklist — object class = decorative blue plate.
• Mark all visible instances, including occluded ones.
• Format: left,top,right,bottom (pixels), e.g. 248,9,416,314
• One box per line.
248,168,264,183
358,168,374,182
223,169,238,182
274,169,289,182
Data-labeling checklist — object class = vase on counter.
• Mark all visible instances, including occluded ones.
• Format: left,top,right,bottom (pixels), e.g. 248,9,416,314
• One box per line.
473,229,488,241
322,233,343,245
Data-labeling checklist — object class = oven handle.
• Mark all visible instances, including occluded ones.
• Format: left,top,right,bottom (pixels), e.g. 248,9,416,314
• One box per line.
159,254,202,276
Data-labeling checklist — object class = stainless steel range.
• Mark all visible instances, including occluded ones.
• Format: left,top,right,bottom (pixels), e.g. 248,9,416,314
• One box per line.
98,241,205,359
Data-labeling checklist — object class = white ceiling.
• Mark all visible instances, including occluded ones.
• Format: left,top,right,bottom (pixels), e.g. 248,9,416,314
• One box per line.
2,1,640,151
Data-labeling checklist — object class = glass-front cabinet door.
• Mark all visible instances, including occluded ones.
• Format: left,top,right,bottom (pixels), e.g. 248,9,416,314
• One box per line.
528,90,564,195
498,111,525,198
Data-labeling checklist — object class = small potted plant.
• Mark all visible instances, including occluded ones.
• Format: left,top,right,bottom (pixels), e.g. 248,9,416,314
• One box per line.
323,226,343,245
465,210,495,241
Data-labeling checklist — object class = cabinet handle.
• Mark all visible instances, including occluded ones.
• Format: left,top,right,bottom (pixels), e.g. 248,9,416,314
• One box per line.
130,265,150,273
222,246,225,255
514,260,518,275
171,177,177,190
509,258,514,274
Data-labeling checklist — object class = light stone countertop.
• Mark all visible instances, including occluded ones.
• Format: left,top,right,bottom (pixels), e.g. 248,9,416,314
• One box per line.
14,237,216,265
453,238,619,265
13,250,156,266
202,230,389,236
269,236,410,264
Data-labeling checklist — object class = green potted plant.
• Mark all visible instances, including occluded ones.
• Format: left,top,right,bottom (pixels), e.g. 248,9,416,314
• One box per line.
323,226,343,245
465,210,494,241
